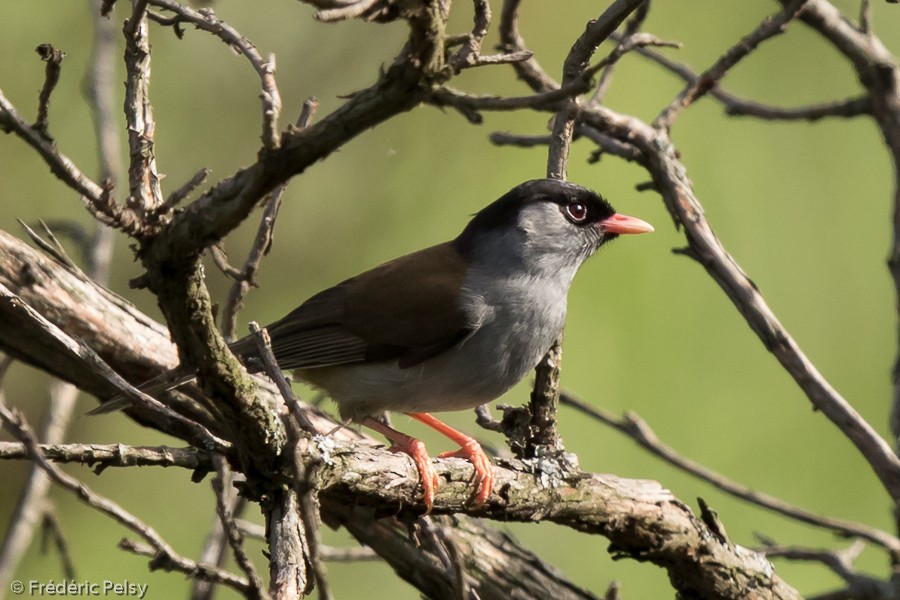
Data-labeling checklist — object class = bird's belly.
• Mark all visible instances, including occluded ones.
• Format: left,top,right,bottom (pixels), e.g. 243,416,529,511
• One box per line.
299,312,563,422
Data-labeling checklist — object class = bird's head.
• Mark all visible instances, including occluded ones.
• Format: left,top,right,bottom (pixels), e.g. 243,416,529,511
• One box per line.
454,179,653,277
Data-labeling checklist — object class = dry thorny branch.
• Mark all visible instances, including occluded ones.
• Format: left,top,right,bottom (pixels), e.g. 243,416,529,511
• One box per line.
1,0,899,598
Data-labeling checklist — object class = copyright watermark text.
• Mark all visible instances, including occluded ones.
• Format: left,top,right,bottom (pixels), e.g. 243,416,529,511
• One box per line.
9,580,148,599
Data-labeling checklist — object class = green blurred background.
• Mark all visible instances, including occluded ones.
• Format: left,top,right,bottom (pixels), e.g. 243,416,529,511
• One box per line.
1,0,898,597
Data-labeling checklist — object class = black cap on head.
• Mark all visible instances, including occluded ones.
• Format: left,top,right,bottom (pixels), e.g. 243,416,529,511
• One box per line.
455,179,616,246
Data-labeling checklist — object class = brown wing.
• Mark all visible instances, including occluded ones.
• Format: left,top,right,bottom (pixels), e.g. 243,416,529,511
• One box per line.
230,242,478,371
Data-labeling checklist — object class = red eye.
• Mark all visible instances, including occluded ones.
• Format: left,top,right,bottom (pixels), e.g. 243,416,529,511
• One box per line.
564,202,588,223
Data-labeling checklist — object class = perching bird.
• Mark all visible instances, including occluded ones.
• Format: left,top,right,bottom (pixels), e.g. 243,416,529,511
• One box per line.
96,179,653,510
232,178,652,508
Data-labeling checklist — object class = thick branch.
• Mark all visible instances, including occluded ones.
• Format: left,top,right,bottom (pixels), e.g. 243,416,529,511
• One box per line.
320,442,801,598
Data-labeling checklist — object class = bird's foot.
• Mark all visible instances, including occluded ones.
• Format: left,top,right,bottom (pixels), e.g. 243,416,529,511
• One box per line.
387,437,440,512
363,416,440,512
437,437,494,505
408,412,495,506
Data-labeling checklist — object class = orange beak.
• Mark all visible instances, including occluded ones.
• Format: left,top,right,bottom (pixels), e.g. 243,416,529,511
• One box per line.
600,213,654,235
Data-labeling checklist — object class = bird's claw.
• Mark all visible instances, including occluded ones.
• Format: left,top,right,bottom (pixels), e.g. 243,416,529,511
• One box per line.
437,438,494,505
389,439,440,513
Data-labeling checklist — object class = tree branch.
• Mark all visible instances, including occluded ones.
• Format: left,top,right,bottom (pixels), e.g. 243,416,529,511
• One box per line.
148,0,282,152
0,89,105,202
0,401,248,596
123,0,164,217
0,441,210,470
560,391,900,557
32,44,66,139
654,0,809,130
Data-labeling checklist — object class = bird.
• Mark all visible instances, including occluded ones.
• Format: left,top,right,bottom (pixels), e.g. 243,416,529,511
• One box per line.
96,179,653,511
231,178,652,508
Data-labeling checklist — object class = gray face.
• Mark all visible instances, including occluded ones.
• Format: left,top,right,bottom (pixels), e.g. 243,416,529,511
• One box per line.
517,200,608,274
463,197,613,283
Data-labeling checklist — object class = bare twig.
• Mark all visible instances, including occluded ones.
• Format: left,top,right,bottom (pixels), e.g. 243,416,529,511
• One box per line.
0,90,105,202
591,32,681,108
40,508,76,581
162,168,211,214
249,323,317,434
219,189,283,340
219,100,320,339
759,539,891,599
124,0,164,216
33,44,66,139
434,35,675,126
148,0,282,152
654,0,809,129
446,0,490,72
474,404,504,432
859,0,872,34
0,383,78,589
298,486,330,600
578,124,644,163
536,0,649,457
722,95,871,120
0,402,247,595
559,391,900,557
498,0,559,93
17,220,78,270
619,36,872,121
490,132,551,147
604,581,621,600
429,77,600,124
592,0,652,103
0,441,210,470
296,97,319,130
211,455,270,600
119,539,251,593
466,50,533,67
209,244,243,281
190,471,246,600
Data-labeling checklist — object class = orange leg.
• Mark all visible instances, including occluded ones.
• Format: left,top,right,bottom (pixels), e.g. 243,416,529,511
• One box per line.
363,417,440,512
407,412,494,506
